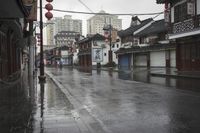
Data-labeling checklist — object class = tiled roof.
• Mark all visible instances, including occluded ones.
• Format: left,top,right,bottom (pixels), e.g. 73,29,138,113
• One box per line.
135,19,167,37
156,0,181,4
118,18,153,37
156,0,165,4
78,33,105,44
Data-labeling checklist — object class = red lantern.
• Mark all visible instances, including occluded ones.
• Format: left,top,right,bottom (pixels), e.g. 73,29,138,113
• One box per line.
45,11,53,20
46,0,53,2
45,3,53,11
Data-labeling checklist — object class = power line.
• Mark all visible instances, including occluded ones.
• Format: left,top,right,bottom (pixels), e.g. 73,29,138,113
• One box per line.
50,8,164,16
152,12,163,19
78,0,94,13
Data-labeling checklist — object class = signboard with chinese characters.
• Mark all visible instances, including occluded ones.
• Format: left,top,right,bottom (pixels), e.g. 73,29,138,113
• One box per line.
92,48,103,63
22,0,38,21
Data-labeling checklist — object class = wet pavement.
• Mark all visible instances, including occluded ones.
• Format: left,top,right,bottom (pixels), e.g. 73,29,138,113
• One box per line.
30,78,83,133
44,67,200,133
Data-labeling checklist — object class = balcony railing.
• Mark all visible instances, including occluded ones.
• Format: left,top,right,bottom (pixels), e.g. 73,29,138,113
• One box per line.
172,18,194,34
172,15,200,34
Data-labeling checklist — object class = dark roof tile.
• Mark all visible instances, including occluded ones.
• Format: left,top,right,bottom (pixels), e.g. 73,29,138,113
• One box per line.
135,19,167,37
118,18,153,37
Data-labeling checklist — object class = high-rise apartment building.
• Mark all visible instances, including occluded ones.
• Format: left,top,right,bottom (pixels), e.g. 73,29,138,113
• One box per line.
46,15,82,45
87,10,122,35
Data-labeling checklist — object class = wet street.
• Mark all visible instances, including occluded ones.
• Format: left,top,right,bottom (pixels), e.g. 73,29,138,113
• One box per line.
31,67,200,133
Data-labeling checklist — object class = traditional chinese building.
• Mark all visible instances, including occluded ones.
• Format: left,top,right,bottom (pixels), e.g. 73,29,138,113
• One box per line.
157,0,200,71
116,18,175,69
78,34,107,67
0,0,38,132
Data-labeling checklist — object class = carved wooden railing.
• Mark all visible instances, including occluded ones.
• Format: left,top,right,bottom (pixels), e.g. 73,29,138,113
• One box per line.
172,15,200,34
172,18,194,34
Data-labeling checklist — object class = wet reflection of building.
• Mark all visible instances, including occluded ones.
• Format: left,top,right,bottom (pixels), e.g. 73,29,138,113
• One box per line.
118,71,132,80
131,71,150,83
77,67,92,74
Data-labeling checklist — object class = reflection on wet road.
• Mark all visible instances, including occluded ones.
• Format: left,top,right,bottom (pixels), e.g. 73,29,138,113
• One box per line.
45,67,200,133
117,69,200,92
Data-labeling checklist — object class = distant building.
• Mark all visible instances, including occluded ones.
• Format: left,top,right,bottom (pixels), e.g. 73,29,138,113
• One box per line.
78,33,120,67
54,31,79,65
78,34,106,67
87,10,122,35
46,15,82,45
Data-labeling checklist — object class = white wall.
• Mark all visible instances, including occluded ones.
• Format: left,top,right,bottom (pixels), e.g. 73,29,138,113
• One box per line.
171,7,175,23
197,0,200,14
92,40,119,66
92,40,108,66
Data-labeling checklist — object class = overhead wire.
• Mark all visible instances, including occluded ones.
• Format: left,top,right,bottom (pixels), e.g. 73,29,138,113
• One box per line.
78,0,94,13
46,8,164,16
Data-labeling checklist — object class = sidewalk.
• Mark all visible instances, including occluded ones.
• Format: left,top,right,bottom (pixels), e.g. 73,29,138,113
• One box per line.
29,76,84,133
149,68,200,79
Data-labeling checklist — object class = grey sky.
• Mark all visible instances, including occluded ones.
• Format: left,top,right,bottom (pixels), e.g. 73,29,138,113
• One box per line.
44,0,164,35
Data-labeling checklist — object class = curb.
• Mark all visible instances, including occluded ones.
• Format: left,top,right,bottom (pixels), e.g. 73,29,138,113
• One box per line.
150,73,200,79
45,71,112,133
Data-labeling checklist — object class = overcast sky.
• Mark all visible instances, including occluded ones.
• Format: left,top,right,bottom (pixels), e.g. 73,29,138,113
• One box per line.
43,0,164,36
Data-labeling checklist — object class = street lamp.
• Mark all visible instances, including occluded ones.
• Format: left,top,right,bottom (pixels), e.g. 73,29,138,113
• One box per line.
103,24,113,64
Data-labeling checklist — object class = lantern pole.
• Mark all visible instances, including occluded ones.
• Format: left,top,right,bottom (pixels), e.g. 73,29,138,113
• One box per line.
38,0,46,83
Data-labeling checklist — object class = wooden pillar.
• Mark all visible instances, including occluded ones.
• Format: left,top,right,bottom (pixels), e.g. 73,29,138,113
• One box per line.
166,50,170,68
176,43,181,71
147,52,150,68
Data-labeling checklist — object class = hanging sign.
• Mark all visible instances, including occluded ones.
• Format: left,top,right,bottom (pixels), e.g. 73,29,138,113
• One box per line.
22,0,38,21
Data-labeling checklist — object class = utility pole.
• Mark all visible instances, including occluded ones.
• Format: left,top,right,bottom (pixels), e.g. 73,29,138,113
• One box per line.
38,0,46,83
108,24,113,63
103,18,113,65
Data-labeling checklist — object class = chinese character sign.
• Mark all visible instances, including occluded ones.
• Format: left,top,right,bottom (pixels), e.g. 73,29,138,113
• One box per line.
92,48,103,63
